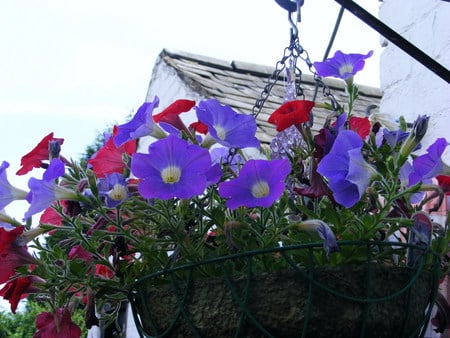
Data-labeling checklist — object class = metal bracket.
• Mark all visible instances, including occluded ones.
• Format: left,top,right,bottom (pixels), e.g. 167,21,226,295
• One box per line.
334,0,450,84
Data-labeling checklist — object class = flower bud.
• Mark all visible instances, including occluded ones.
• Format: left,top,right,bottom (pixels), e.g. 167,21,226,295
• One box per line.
397,115,429,167
48,140,62,160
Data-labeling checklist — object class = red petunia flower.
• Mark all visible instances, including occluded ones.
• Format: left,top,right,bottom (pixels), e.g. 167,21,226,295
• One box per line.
0,226,37,283
268,100,315,132
34,308,81,338
87,126,136,178
190,121,208,134
40,204,63,227
349,116,371,139
95,264,114,279
437,175,450,195
16,133,64,175
153,99,195,132
0,275,42,313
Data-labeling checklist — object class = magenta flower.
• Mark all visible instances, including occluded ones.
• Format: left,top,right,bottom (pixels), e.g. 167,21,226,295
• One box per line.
114,97,165,146
218,159,291,209
0,161,28,210
409,138,450,186
131,135,217,199
34,308,81,338
0,275,43,313
317,130,378,208
97,173,129,208
313,50,373,80
0,226,37,284
195,99,260,148
24,159,79,220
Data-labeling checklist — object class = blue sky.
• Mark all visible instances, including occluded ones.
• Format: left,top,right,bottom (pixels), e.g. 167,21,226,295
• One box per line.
0,0,381,219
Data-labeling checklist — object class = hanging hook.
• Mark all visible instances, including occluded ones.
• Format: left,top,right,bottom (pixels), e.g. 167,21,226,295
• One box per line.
275,0,304,21
288,11,298,44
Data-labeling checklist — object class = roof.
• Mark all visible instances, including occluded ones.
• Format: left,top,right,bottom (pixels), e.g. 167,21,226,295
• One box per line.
148,48,382,143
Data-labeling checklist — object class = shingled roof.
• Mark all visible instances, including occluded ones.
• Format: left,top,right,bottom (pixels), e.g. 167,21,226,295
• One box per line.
146,49,382,143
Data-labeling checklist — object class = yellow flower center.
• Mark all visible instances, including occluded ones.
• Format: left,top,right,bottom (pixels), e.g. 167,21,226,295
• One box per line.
161,166,181,184
251,181,270,198
214,125,226,140
108,184,127,201
339,63,353,77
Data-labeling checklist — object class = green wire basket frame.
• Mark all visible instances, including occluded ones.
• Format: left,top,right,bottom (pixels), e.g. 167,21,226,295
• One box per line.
128,240,441,338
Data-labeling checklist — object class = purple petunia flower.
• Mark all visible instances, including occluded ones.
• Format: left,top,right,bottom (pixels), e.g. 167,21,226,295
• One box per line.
317,130,378,208
131,135,217,199
382,128,410,149
195,99,260,149
114,97,166,147
24,158,79,220
313,50,373,81
0,161,28,210
298,220,340,259
409,138,450,186
218,159,291,210
97,173,129,208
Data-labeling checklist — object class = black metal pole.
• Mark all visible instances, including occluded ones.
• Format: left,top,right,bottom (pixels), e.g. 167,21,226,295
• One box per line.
334,0,450,84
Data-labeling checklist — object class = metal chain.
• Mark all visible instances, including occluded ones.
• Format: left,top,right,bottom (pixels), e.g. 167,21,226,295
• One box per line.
252,8,341,119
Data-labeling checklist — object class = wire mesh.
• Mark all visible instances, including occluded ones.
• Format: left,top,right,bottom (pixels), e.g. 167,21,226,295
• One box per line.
128,241,441,338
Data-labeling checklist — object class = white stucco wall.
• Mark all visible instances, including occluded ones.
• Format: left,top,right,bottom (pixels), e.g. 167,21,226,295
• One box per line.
379,3,449,337
379,0,450,156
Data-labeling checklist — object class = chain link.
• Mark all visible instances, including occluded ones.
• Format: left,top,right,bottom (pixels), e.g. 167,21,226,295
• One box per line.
252,10,341,119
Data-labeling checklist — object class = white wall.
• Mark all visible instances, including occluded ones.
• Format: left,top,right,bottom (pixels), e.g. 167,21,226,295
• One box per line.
379,3,450,337
379,0,450,158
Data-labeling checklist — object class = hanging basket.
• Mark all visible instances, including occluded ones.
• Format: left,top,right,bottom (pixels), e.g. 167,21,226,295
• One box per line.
128,241,440,338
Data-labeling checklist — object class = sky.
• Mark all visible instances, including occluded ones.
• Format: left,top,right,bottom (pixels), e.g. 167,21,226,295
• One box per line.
0,0,382,220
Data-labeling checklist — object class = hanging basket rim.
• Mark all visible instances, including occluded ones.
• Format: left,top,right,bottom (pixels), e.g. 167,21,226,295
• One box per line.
129,240,440,291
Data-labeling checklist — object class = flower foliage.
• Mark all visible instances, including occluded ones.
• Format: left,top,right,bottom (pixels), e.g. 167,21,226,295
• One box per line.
0,50,449,337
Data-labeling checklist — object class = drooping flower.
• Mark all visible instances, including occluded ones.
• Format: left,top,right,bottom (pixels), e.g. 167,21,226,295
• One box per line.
409,138,450,186
97,173,129,208
152,99,196,134
218,159,291,209
0,161,28,210
195,99,260,148
313,50,373,81
88,126,137,178
294,158,330,199
268,100,315,132
24,159,79,220
317,130,378,208
0,226,37,283
298,220,340,259
0,275,43,313
16,133,64,175
349,116,371,139
131,135,216,199
34,308,81,338
114,97,166,146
